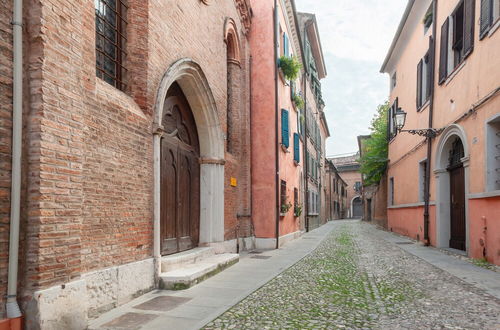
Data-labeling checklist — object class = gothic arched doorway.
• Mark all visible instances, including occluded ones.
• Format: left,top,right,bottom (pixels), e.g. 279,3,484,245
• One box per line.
161,83,200,255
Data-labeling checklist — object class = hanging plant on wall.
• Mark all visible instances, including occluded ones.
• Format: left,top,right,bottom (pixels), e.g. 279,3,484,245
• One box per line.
280,198,293,214
293,94,305,110
294,203,303,217
279,56,302,81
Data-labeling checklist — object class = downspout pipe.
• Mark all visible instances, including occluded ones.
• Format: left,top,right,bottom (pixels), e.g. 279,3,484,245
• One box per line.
6,0,23,318
274,0,280,249
424,0,438,246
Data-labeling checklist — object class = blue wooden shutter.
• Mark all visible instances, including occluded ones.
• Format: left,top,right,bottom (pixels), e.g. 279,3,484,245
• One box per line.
293,133,300,163
281,109,289,148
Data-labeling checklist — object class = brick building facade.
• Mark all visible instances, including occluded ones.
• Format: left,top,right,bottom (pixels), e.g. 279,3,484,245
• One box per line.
1,0,253,327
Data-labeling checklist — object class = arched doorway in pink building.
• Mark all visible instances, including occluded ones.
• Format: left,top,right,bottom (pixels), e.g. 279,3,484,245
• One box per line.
434,125,469,252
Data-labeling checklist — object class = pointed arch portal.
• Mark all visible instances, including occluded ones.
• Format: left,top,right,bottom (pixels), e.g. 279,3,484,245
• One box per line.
153,59,225,263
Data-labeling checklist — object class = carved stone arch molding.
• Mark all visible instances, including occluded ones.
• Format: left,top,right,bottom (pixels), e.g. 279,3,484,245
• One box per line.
152,58,225,277
224,17,241,66
433,124,470,252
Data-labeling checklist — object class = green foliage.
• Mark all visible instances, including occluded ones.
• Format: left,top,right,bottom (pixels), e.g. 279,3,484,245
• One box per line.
359,102,389,186
279,56,302,81
294,204,303,217
293,94,305,110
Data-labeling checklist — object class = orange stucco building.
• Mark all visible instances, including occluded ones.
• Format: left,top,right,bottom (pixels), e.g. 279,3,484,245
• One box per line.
250,0,328,248
382,0,500,265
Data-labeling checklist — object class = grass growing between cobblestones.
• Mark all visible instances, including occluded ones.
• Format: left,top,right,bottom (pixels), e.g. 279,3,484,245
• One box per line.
204,224,422,329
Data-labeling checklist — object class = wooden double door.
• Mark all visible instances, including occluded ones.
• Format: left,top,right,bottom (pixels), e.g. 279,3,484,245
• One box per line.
161,83,200,255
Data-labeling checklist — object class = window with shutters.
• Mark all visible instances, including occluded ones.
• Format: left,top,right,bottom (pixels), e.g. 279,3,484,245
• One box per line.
95,0,128,90
439,0,475,84
391,72,397,91
293,133,300,164
416,52,431,110
388,98,398,139
280,180,288,213
389,177,395,206
486,116,500,191
307,190,319,215
480,0,500,38
281,109,289,149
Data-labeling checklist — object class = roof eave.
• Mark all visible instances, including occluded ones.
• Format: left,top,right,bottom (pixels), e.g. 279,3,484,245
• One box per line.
380,0,415,73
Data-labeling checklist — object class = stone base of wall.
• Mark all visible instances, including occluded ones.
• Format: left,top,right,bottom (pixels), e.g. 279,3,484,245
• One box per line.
255,230,302,250
24,258,155,330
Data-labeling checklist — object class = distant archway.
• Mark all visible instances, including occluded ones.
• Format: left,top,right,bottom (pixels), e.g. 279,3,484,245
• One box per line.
351,196,362,218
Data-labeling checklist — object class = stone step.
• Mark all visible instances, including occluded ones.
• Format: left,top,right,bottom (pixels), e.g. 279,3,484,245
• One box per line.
159,253,239,290
161,247,216,273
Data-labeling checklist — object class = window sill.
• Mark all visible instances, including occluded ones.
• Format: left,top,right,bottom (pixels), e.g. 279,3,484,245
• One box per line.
417,100,430,112
488,18,500,38
280,213,287,217
444,60,467,86
281,144,290,153
293,160,300,167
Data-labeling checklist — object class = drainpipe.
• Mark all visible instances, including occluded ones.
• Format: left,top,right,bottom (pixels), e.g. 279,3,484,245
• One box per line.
423,0,438,246
6,0,23,319
274,0,280,249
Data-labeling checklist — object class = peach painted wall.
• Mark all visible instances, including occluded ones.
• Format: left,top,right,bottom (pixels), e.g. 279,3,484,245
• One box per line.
388,205,436,244
250,0,277,239
469,197,500,265
250,0,301,239
384,0,500,264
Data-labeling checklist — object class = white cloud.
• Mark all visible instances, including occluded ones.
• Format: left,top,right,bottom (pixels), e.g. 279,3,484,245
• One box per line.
295,0,407,155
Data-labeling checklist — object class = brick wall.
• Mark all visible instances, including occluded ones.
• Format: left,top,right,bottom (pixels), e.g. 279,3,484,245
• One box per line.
14,0,251,306
0,1,13,319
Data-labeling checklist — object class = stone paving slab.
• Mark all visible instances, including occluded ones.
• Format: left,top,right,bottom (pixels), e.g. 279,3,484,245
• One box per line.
89,222,336,330
376,226,500,300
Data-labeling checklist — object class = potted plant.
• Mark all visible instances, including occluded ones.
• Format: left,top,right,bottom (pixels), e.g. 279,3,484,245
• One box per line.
279,55,301,81
293,94,305,110
294,203,303,217
280,198,293,216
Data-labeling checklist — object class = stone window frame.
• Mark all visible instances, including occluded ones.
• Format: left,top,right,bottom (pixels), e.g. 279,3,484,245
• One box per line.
486,114,500,192
95,0,128,91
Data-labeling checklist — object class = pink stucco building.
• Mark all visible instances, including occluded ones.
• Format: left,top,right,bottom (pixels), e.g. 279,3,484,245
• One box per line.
382,0,500,265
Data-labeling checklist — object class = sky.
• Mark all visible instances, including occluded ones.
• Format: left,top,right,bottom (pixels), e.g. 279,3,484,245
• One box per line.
295,0,407,157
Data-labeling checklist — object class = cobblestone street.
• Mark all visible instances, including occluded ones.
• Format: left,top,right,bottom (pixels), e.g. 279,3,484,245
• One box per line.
205,221,500,329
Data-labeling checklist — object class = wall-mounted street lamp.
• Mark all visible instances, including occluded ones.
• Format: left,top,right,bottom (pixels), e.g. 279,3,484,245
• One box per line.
395,108,443,138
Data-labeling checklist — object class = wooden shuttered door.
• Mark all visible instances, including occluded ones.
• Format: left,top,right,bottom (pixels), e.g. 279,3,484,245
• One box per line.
281,109,289,148
480,0,492,39
293,133,300,163
439,18,449,84
416,59,423,109
463,0,475,58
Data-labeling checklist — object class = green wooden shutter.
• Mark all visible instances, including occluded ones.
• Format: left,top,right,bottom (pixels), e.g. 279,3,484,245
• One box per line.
293,133,300,163
439,18,449,84
281,109,289,148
